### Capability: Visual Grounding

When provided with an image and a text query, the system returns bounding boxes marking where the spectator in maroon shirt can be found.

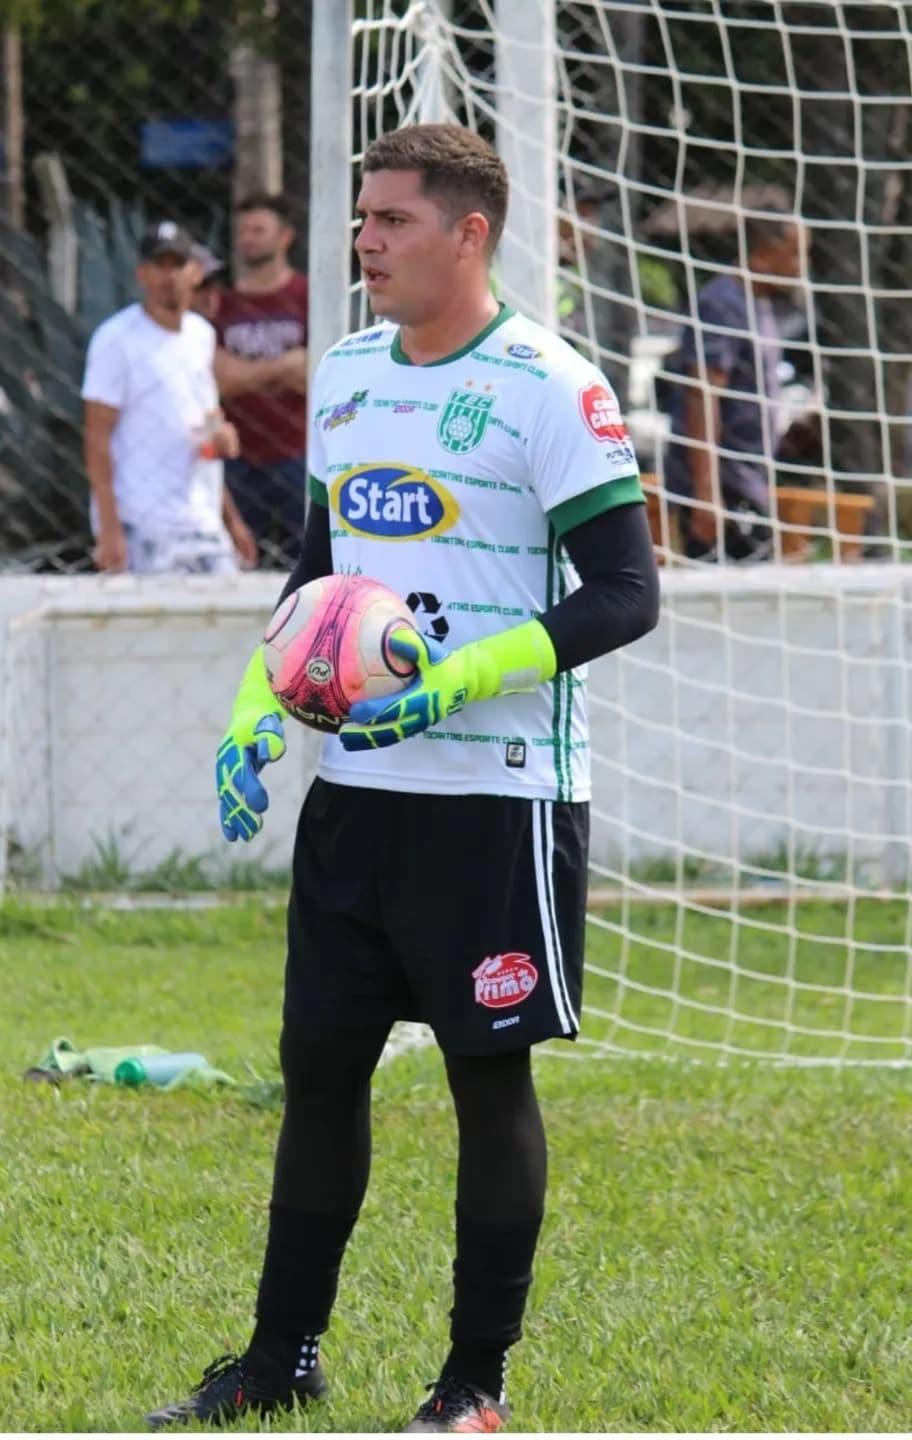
[214,192,310,567]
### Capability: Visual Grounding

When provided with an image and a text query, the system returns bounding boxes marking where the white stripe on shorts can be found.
[532,800,577,1034]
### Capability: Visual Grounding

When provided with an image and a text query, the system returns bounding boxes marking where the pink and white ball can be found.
[262,574,418,732]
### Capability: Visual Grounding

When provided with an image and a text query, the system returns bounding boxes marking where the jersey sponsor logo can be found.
[339,329,384,347]
[473,952,539,1009]
[323,389,369,430]
[331,464,460,541]
[578,381,630,443]
[505,342,541,360]
[437,388,494,455]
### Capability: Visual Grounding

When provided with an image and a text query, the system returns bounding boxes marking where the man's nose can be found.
[356,218,380,253]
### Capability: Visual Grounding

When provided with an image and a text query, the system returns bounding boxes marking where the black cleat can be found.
[402,1376,509,1433]
[145,1351,327,1429]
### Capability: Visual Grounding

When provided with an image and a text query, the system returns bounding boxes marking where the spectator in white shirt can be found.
[81,221,256,574]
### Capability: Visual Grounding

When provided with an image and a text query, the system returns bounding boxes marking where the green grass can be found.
[1,900,911,1432]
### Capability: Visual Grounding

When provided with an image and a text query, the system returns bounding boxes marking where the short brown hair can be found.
[235,191,294,224]
[362,123,508,256]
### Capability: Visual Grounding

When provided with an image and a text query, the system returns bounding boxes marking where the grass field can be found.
[1,898,911,1432]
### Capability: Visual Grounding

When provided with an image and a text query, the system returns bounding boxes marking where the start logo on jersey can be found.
[578,381,630,443]
[473,952,539,1008]
[331,463,460,541]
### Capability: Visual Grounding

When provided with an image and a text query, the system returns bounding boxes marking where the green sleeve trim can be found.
[548,474,644,538]
[308,473,328,507]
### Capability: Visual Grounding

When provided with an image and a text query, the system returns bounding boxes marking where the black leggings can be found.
[256,1021,547,1342]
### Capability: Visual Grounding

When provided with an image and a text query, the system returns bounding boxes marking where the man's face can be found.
[137,253,197,313]
[236,207,292,267]
[190,280,221,322]
[750,223,807,289]
[354,169,471,325]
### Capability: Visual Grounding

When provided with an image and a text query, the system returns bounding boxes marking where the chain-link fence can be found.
[3,2,912,572]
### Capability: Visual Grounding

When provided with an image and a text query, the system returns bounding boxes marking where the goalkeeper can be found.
[148,124,659,1434]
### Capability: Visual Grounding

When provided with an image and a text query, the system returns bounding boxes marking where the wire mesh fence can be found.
[2,2,912,1062]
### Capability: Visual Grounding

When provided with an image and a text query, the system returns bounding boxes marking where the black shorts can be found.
[284,778,589,1055]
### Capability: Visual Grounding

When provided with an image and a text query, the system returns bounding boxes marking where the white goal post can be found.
[300,0,912,1066]
[2,1,912,1070]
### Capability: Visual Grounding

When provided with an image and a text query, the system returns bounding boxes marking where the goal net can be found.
[307,0,912,1065]
[1,1,910,1069]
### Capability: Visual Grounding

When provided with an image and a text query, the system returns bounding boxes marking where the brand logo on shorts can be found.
[437,388,494,454]
[473,953,538,1009]
[331,464,460,541]
[578,381,630,444]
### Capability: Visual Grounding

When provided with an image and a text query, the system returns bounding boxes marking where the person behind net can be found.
[214,191,310,568]
[82,222,256,575]
[663,209,806,562]
[146,124,660,1434]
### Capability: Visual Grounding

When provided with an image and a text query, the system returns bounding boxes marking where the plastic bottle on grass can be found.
[114,1053,207,1087]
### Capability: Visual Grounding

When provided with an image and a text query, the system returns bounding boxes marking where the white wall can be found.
[1,566,909,888]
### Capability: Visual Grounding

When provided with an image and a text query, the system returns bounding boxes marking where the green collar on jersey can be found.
[390,303,516,367]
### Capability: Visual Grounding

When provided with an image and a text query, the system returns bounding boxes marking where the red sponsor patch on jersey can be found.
[472,953,539,1009]
[579,381,629,443]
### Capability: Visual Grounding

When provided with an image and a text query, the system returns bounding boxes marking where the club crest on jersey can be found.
[473,953,539,1009]
[437,388,494,455]
[331,463,460,541]
[578,381,629,443]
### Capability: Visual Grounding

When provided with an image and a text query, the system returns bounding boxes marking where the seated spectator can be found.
[664,211,806,561]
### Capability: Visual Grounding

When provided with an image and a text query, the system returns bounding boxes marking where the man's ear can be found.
[457,210,491,259]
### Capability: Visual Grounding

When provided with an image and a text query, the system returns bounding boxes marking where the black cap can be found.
[139,221,194,262]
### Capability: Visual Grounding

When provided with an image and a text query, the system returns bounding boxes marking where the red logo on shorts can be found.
[473,953,539,1009]
[579,381,629,443]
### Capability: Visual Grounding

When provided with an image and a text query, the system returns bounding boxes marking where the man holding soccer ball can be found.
[148,125,659,1432]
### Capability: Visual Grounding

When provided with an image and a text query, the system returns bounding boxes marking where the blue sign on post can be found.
[140,119,234,169]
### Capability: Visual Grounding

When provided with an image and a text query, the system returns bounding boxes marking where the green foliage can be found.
[1,900,911,1430]
[637,254,680,312]
[57,834,290,895]
[1,0,206,34]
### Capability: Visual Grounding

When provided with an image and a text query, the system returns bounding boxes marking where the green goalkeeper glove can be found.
[216,647,287,841]
[338,619,557,751]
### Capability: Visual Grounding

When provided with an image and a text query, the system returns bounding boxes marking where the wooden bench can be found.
[641,475,876,563]
[641,475,678,562]
[774,486,876,562]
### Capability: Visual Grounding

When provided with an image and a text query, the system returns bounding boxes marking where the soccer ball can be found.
[262,574,418,732]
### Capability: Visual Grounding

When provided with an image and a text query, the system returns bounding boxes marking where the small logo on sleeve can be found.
[579,381,630,443]
[473,953,539,1009]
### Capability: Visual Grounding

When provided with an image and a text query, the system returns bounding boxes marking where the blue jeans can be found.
[225,454,308,567]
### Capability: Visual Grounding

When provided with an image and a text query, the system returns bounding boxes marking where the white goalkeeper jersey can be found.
[308,304,642,802]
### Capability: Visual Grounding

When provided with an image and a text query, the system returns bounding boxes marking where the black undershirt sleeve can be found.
[537,501,661,673]
[275,494,659,675]
[277,496,332,606]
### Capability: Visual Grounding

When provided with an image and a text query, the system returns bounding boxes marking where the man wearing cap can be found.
[81,221,256,574]
[189,243,227,325]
